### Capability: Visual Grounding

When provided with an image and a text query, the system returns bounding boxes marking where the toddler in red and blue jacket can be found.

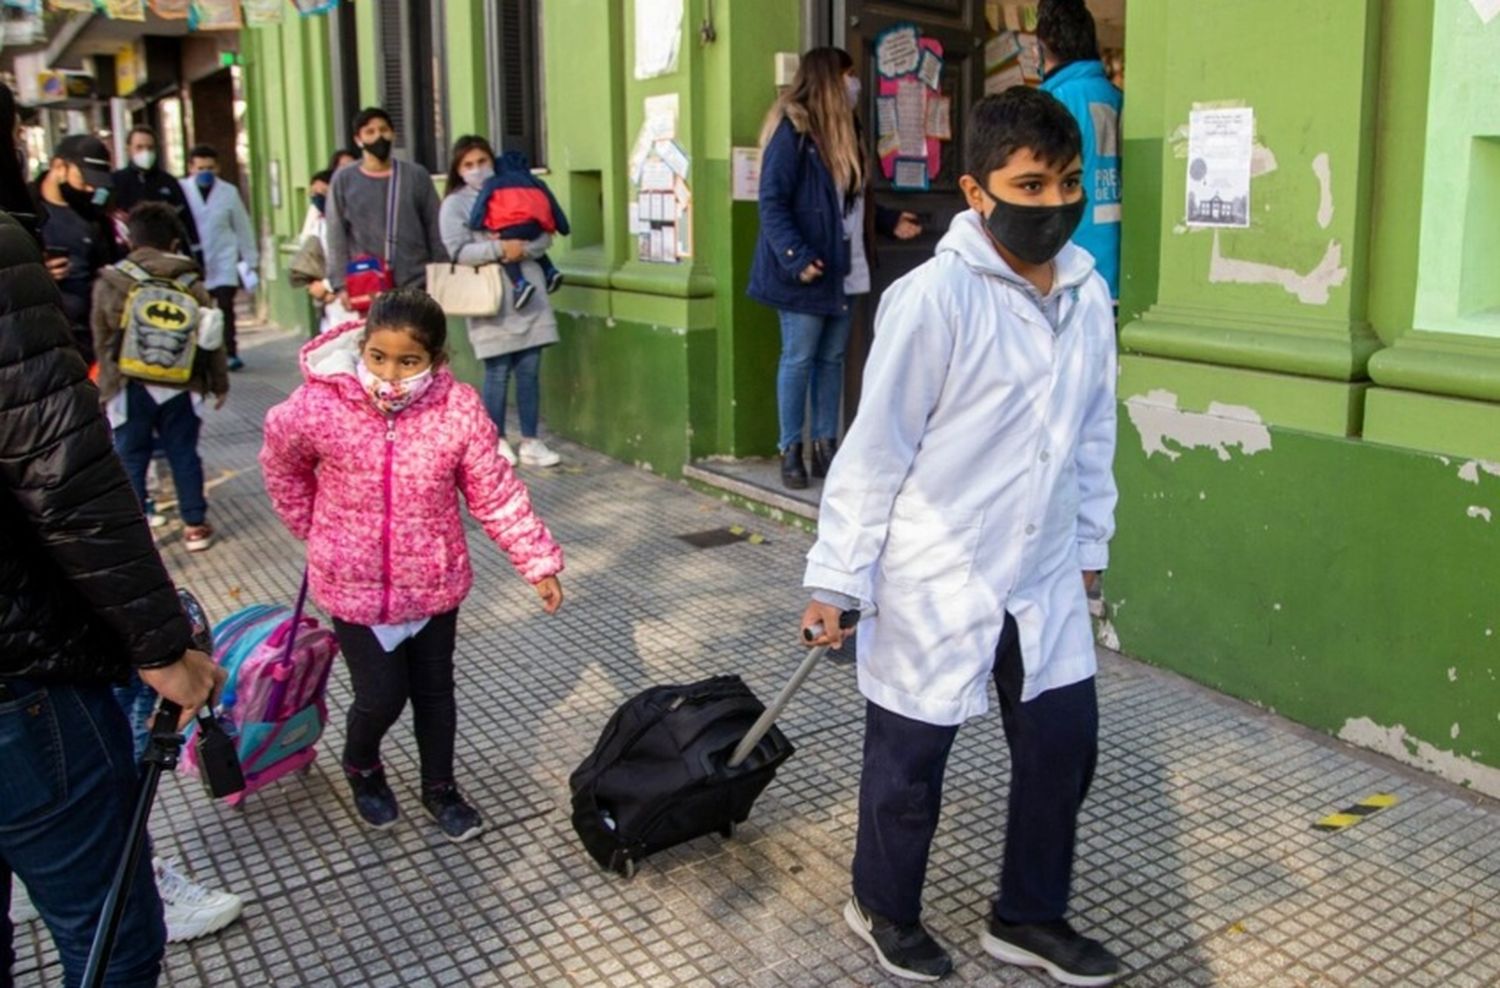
[467,151,569,310]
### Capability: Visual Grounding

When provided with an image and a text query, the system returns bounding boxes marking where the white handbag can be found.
[426,261,503,316]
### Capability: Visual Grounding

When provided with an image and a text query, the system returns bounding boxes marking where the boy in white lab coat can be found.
[801,88,1120,985]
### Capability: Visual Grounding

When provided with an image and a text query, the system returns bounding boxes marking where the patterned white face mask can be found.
[356,361,434,415]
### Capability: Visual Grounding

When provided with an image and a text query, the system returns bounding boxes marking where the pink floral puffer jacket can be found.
[260,322,563,625]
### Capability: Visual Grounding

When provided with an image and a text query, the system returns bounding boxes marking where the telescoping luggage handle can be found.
[726,608,863,769]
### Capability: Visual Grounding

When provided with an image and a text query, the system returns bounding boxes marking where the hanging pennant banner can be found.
[102,0,145,19]
[241,0,281,24]
[48,0,97,12]
[192,0,241,29]
[292,0,338,13]
[150,0,191,17]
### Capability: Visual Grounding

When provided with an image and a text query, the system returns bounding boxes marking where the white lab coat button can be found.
[1025,524,1037,535]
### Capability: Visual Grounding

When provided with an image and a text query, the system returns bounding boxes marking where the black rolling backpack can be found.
[569,611,859,878]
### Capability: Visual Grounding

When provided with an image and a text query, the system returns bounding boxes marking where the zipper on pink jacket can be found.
[380,416,395,623]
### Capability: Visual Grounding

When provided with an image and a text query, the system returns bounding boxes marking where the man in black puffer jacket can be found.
[0,210,225,988]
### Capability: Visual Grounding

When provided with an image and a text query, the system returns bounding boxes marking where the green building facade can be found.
[237,0,1498,794]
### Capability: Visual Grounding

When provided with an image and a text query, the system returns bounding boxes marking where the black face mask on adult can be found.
[60,182,107,217]
[979,186,1087,266]
[362,137,393,163]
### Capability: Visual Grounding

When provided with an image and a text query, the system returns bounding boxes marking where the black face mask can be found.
[60,182,104,216]
[362,137,393,162]
[310,192,327,215]
[980,187,1086,266]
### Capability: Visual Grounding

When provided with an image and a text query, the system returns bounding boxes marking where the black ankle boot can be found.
[781,442,808,490]
[810,438,838,479]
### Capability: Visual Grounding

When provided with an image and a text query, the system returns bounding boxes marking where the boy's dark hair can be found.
[964,88,1083,180]
[327,147,358,172]
[127,202,189,252]
[365,289,448,359]
[188,144,218,162]
[127,125,157,144]
[352,107,394,136]
[310,169,334,186]
[1036,0,1100,67]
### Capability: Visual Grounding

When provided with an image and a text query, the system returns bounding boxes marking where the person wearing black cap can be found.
[35,133,121,363]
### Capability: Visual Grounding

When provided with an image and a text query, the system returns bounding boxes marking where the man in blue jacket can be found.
[1038,0,1123,300]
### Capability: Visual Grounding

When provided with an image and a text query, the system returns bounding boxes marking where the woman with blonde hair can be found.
[748,47,920,489]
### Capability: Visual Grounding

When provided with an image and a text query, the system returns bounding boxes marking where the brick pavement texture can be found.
[11,326,1498,987]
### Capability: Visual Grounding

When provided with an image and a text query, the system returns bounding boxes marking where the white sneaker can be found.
[497,437,519,466]
[518,438,561,468]
[153,858,243,943]
[9,880,39,925]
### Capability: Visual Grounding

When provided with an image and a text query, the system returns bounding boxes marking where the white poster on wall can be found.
[731,147,762,201]
[634,0,684,80]
[1185,107,1253,229]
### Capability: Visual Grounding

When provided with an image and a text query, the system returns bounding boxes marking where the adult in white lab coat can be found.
[181,144,257,370]
[800,89,1121,986]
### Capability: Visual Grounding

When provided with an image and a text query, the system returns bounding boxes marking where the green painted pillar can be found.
[444,0,489,140]
[1119,0,1385,433]
[1364,0,1500,460]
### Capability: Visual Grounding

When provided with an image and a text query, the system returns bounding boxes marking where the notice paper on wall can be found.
[875,24,921,77]
[986,62,1025,93]
[1185,107,1254,228]
[892,157,930,191]
[917,49,943,90]
[895,79,928,158]
[926,96,953,141]
[1470,0,1500,23]
[634,0,684,80]
[731,147,761,201]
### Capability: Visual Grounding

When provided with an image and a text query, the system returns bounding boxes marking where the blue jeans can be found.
[112,673,157,764]
[113,384,207,526]
[482,348,543,440]
[776,309,851,451]
[0,680,165,987]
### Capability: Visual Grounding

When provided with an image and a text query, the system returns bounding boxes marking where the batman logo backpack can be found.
[115,259,202,386]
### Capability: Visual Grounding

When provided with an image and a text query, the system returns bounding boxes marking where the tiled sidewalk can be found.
[11,326,1498,987]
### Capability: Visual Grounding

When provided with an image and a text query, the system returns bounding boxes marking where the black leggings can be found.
[333,610,459,785]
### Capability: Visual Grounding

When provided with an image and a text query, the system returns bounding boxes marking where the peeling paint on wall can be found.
[1312,153,1334,229]
[1208,231,1348,305]
[1124,389,1273,462]
[1458,459,1500,484]
[1468,506,1494,522]
[1338,717,1500,798]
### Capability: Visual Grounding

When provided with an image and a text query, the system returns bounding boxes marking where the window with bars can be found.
[486,0,545,167]
[375,0,449,173]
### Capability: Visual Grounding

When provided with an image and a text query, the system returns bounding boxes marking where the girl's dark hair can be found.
[965,87,1082,180]
[364,289,448,360]
[444,134,495,197]
[327,147,358,172]
[1036,0,1100,67]
[310,169,334,186]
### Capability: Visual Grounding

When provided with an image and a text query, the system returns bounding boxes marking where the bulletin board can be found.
[872,23,950,191]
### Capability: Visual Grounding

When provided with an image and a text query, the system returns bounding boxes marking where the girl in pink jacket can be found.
[261,289,564,841]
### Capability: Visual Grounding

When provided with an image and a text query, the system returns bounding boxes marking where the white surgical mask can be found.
[131,150,157,171]
[462,165,494,190]
[845,75,862,108]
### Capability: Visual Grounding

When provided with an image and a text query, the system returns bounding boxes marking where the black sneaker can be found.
[345,766,399,831]
[513,279,536,310]
[844,898,953,982]
[980,915,1121,986]
[545,269,564,293]
[421,782,485,843]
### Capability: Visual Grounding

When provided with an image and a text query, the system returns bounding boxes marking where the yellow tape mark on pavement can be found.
[1313,793,1399,832]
